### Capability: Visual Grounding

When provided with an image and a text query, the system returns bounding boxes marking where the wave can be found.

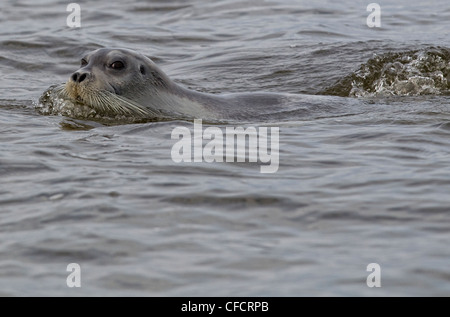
[321,47,450,97]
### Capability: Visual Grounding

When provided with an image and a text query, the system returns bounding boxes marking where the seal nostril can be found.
[71,73,79,82]
[79,73,87,83]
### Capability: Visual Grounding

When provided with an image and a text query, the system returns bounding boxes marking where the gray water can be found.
[1,0,450,296]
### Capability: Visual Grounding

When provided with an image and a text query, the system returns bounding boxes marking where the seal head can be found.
[39,48,285,122]
[64,48,170,117]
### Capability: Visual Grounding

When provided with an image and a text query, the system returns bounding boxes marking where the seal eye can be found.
[80,59,88,67]
[110,61,125,70]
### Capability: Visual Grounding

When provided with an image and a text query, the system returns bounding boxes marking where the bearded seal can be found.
[43,48,293,122]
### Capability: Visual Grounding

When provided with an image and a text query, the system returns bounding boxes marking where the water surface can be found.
[1,0,450,296]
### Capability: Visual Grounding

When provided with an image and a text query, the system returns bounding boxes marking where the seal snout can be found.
[71,70,91,83]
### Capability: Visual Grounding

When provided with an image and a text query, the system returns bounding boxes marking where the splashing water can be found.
[35,84,161,124]
[322,47,450,97]
[36,84,97,118]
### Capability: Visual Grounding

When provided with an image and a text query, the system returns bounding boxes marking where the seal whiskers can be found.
[44,83,160,119]
[85,90,157,117]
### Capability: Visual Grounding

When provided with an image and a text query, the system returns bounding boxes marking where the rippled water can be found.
[1,0,450,296]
